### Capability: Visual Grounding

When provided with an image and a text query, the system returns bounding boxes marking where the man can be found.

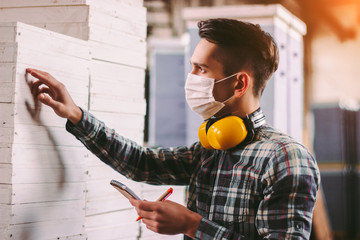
[27,18,320,239]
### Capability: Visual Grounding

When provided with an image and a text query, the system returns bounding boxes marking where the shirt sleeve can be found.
[65,108,201,185]
[256,142,320,239]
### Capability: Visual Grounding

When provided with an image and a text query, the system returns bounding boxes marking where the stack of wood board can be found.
[0,1,145,239]
[0,1,186,239]
[0,22,90,240]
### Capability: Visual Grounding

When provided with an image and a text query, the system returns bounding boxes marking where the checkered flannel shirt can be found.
[66,108,320,240]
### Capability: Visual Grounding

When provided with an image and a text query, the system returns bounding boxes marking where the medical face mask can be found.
[185,72,238,120]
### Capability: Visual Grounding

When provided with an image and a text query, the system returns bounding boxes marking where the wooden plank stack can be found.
[0,1,186,239]
[0,22,90,240]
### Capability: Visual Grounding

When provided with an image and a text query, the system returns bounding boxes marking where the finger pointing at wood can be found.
[26,68,60,88]
[26,68,83,125]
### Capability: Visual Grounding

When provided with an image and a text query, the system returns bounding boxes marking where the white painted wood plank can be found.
[1,107,143,145]
[10,144,88,168]
[90,80,144,100]
[87,0,145,9]
[0,127,13,145]
[0,123,82,147]
[86,0,146,22]
[0,2,147,238]
[0,104,14,128]
[0,204,11,225]
[1,103,70,129]
[0,43,17,63]
[31,22,90,40]
[85,222,139,240]
[0,6,90,24]
[9,125,83,146]
[86,164,124,181]
[0,163,12,184]
[0,143,12,164]
[11,166,86,184]
[0,25,16,42]
[0,83,15,103]
[8,218,84,240]
[0,23,91,59]
[0,0,144,9]
[90,42,146,68]
[89,25,146,54]
[14,29,90,61]
[141,230,182,240]
[50,234,86,240]
[0,0,87,8]
[0,62,89,90]
[0,226,10,240]
[90,73,144,89]
[89,8,146,38]
[86,195,133,216]
[15,48,90,79]
[90,60,145,85]
[86,208,137,228]
[10,200,85,225]
[0,184,11,204]
[89,111,145,131]
[0,63,16,83]
[12,182,85,204]
[90,95,146,115]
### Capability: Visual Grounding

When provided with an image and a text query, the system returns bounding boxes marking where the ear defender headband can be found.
[198,109,266,150]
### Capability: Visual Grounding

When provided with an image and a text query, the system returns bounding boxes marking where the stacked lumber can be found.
[0,1,185,239]
[0,22,90,240]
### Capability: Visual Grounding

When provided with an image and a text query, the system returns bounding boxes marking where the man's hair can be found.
[198,18,279,97]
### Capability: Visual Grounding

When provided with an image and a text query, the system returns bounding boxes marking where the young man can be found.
[27,18,320,239]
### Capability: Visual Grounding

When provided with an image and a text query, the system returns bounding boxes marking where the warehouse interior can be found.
[0,0,359,239]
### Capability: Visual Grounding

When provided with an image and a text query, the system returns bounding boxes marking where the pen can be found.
[136,187,173,221]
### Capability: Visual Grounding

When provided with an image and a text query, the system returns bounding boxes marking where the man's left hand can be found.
[129,199,202,238]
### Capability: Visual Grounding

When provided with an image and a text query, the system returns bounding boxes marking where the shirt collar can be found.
[245,107,266,129]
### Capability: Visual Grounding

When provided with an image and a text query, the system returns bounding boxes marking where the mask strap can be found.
[215,72,239,84]
[221,94,234,104]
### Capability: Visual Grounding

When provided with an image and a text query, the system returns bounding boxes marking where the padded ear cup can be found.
[198,121,212,149]
[198,116,248,150]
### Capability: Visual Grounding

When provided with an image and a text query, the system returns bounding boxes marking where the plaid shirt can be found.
[66,108,320,240]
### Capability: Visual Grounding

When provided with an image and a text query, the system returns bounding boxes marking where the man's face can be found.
[190,39,235,103]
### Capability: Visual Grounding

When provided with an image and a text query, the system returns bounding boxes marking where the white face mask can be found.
[185,72,238,120]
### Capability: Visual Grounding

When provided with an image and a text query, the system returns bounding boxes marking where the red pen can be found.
[136,187,173,221]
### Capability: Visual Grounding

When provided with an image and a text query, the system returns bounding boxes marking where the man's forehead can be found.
[191,39,220,66]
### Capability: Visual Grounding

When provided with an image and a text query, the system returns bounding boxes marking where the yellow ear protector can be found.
[198,115,255,150]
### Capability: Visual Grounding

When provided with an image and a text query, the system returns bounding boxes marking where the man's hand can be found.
[26,68,82,125]
[130,199,202,238]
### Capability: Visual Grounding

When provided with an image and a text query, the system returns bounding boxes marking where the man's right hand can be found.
[26,68,82,125]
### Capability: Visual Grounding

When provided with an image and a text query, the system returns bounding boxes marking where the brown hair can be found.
[198,18,279,97]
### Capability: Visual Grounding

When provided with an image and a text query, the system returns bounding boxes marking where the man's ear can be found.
[234,73,250,97]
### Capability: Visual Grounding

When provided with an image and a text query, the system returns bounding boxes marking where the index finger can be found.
[135,200,162,212]
[26,68,60,88]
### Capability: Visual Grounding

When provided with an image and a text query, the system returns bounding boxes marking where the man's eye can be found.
[199,67,205,73]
